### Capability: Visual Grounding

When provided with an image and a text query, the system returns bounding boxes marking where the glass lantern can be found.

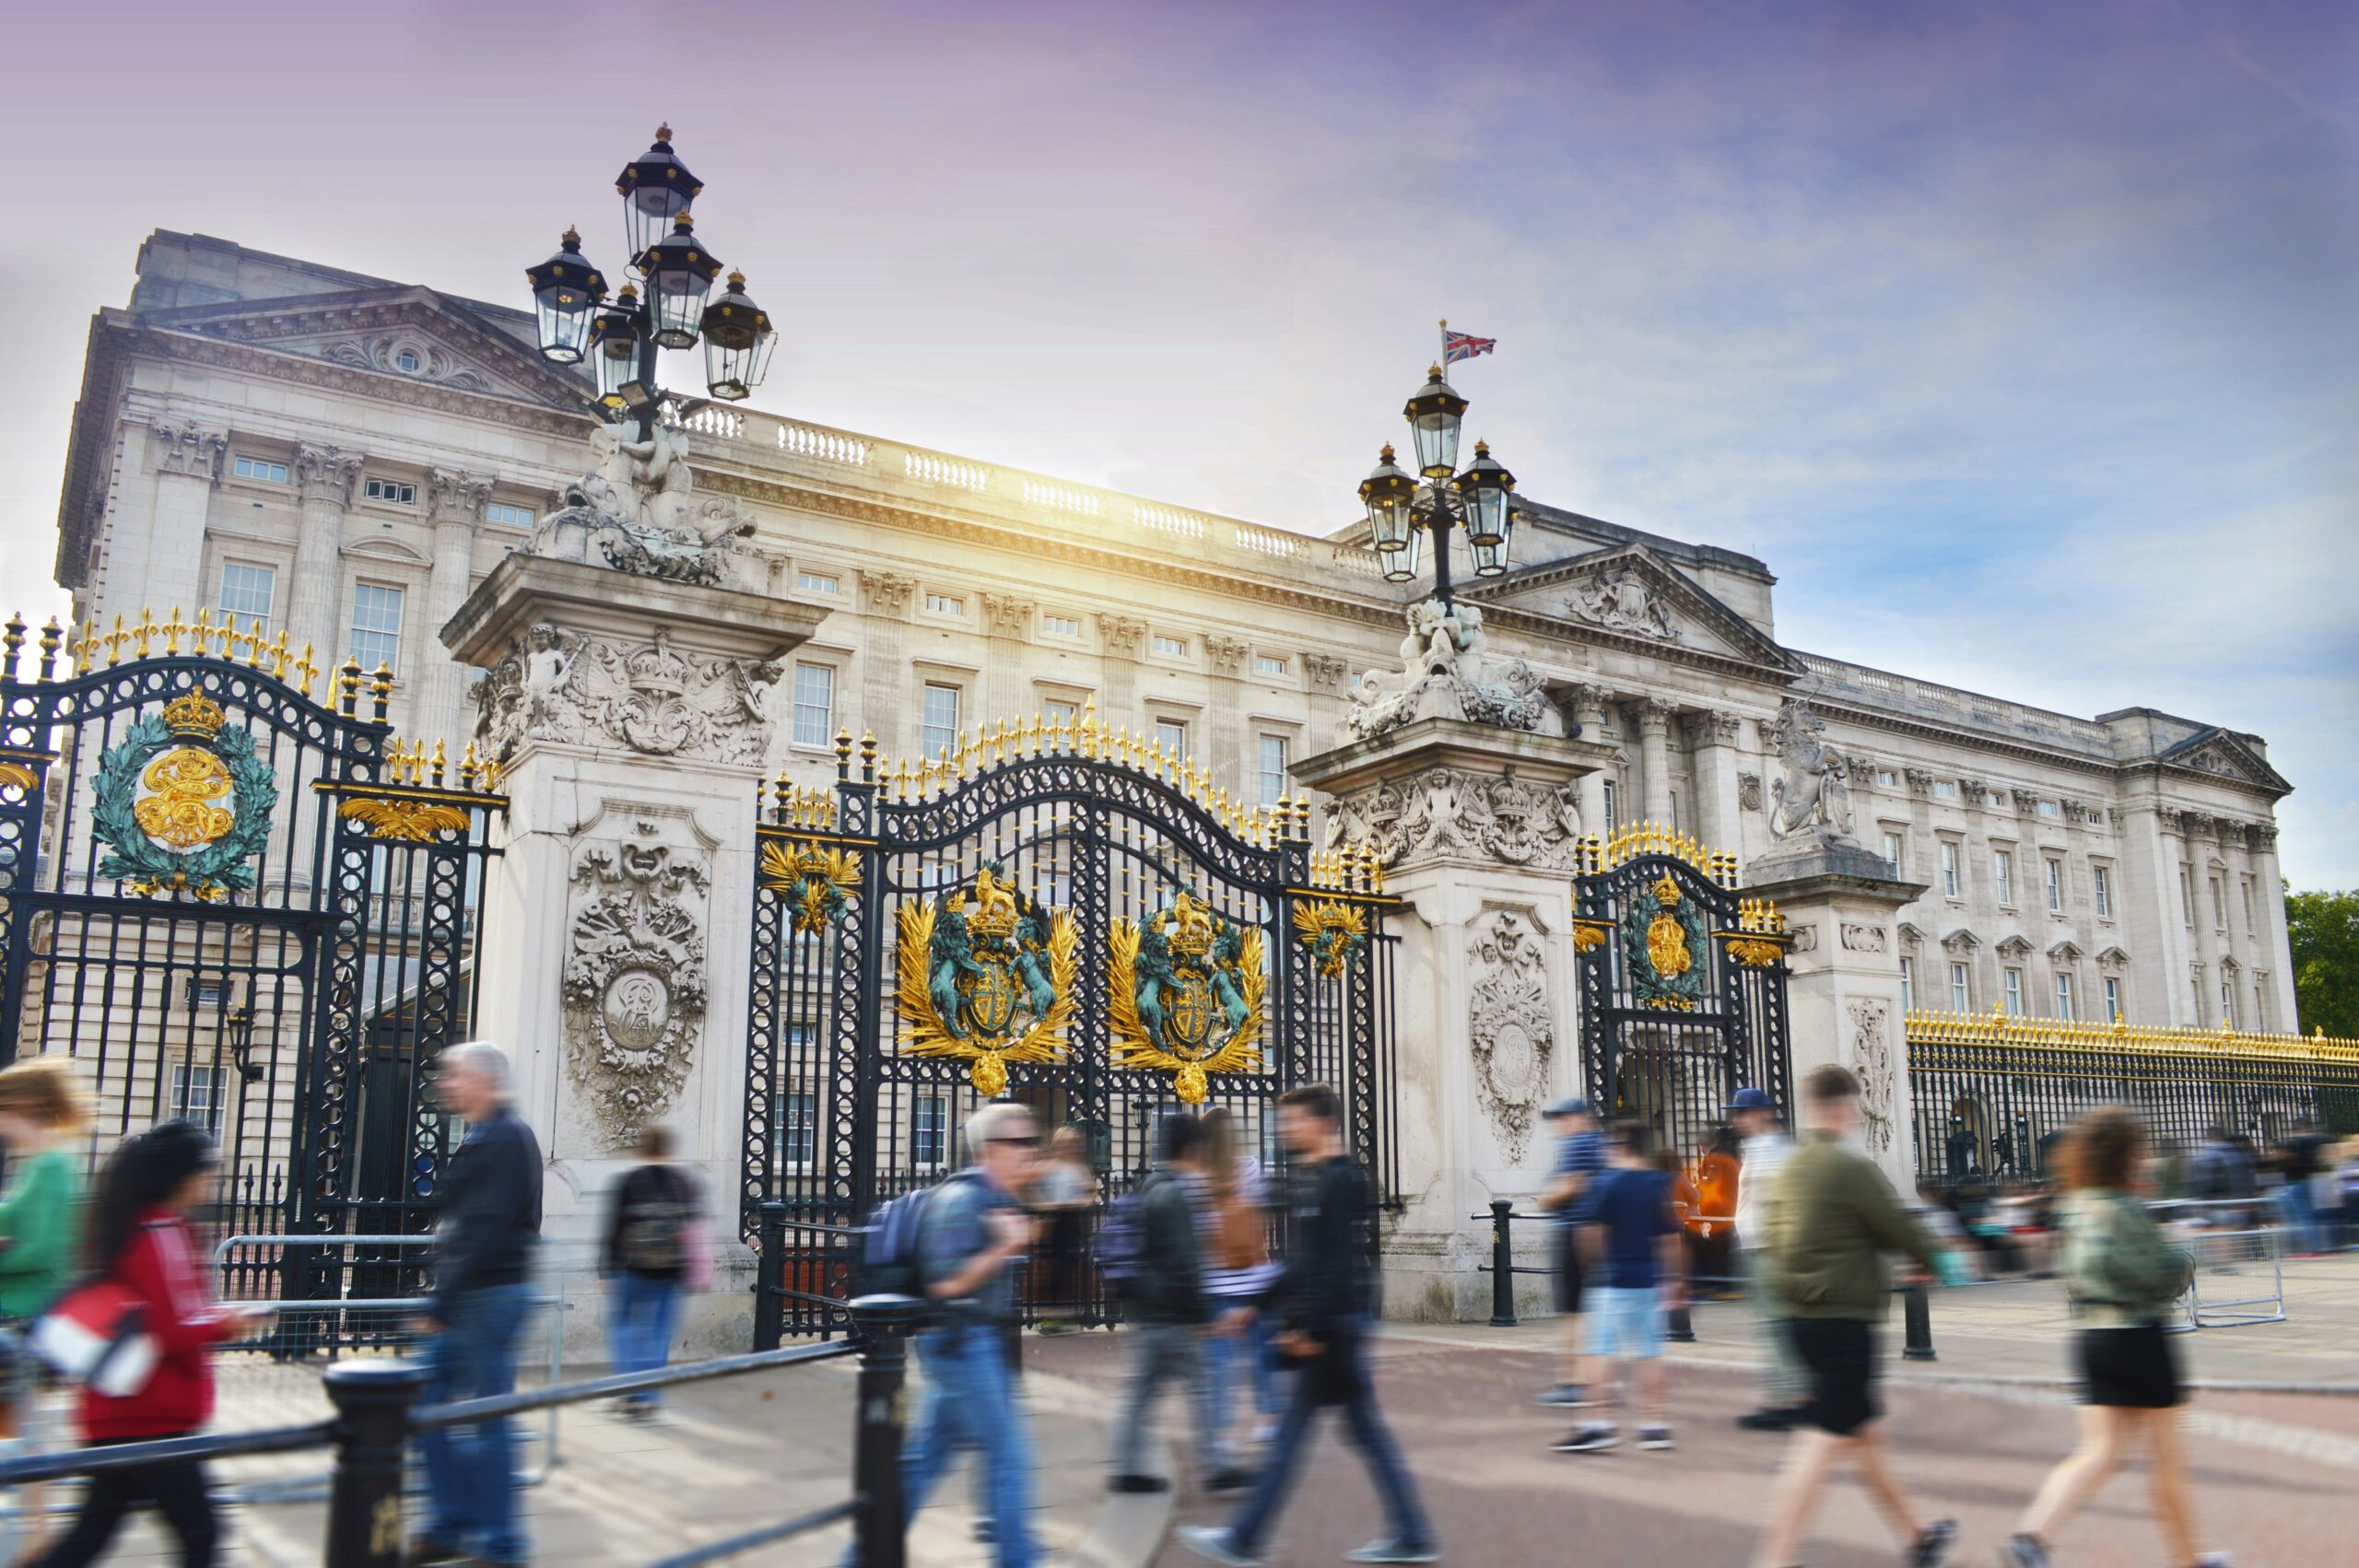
[524,228,605,366]
[1358,445,1418,554]
[589,287,642,409]
[700,271,776,401]
[1402,364,1468,478]
[640,213,722,350]
[1452,440,1515,547]
[615,123,704,263]
[1380,523,1424,584]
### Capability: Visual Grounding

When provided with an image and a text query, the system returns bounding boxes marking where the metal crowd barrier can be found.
[0,1293,927,1568]
[2151,1198,2287,1330]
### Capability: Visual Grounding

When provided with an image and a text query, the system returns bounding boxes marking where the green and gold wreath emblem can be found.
[91,692,278,902]
[1626,872,1709,1012]
[1290,897,1367,979]
[896,862,1077,1095]
[760,838,863,934]
[1110,890,1266,1105]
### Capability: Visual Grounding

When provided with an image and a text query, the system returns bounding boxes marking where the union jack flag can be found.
[1442,328,1496,366]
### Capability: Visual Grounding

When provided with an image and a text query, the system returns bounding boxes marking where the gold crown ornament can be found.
[1651,873,1683,906]
[161,690,228,742]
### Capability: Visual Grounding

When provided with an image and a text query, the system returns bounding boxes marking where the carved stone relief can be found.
[1098,614,1146,658]
[1304,653,1348,693]
[980,593,1034,639]
[1323,766,1585,871]
[1848,999,1895,1154]
[564,814,712,1147]
[861,570,915,615]
[1466,909,1555,1163]
[1765,697,1855,844]
[425,467,495,525]
[1566,568,1676,640]
[1790,924,1820,954]
[475,621,780,766]
[323,334,499,392]
[522,422,754,587]
[1737,773,1763,813]
[293,442,366,508]
[1206,635,1250,677]
[150,417,229,486]
[1840,923,1888,954]
[1342,601,1557,743]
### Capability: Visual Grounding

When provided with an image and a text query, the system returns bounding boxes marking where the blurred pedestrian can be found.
[1031,1125,1097,1332]
[891,1100,1043,1567]
[411,1042,543,1568]
[2271,1121,2328,1256]
[1555,1121,1682,1454]
[1533,1097,1604,1407]
[1110,1113,1247,1493]
[2001,1106,2228,1568]
[1728,1085,1804,1431]
[30,1120,270,1568]
[1196,1106,1282,1452]
[1751,1065,1954,1568]
[601,1123,703,1419]
[1176,1082,1438,1566]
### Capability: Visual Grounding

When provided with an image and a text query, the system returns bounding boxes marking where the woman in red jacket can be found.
[34,1120,269,1568]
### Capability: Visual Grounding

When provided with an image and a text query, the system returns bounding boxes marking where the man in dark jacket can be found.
[413,1042,544,1568]
[1178,1083,1438,1566]
[1109,1112,1243,1492]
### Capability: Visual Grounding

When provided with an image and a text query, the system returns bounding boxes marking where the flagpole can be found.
[1438,317,1449,367]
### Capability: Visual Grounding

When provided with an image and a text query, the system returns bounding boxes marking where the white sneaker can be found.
[1637,1424,1673,1451]
[1176,1524,1265,1567]
[1345,1541,1442,1563]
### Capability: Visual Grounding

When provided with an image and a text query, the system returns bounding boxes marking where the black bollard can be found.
[1488,1199,1518,1328]
[1666,1299,1696,1343]
[1902,1279,1936,1362]
[323,1358,428,1568]
[851,1293,923,1568]
[754,1199,788,1352]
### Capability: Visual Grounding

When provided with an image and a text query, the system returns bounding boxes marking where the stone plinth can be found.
[442,554,829,1314]
[1297,718,1615,1321]
[1745,838,1929,1189]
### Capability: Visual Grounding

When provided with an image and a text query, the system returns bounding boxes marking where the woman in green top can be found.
[0,1057,91,1322]
[2003,1106,2227,1568]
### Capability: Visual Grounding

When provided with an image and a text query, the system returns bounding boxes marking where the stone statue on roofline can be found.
[1764,696,1856,845]
[1340,599,1561,743]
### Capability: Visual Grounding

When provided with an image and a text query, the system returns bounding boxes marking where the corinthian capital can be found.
[1205,635,1250,677]
[1637,696,1676,731]
[425,467,496,525]
[859,570,915,615]
[293,443,366,508]
[1098,614,1147,658]
[980,593,1034,639]
[149,417,229,486]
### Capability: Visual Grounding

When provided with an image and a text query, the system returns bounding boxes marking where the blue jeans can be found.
[418,1282,534,1563]
[901,1324,1038,1568]
[1224,1318,1433,1556]
[1203,1308,1282,1428]
[2278,1181,2324,1254]
[607,1273,685,1403]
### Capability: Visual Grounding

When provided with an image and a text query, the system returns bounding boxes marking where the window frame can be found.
[217,560,276,636]
[2003,967,2024,1016]
[170,1062,229,1137]
[2104,976,2122,1024]
[1940,839,1961,899]
[347,580,406,674]
[360,477,417,506]
[1254,653,1289,678]
[2092,863,2113,920]
[1151,633,1190,660]
[231,455,288,485]
[1040,612,1083,638]
[2045,857,2064,913]
[1882,831,1905,879]
[921,682,963,760]
[2055,972,2075,1022]
[910,1093,950,1172]
[483,501,535,528]
[1949,961,1970,1012]
[1899,956,1915,1013]
[796,569,840,597]
[1154,718,1189,759]
[791,661,837,750]
[1257,733,1289,810]
[922,591,966,618]
[1992,848,2013,907]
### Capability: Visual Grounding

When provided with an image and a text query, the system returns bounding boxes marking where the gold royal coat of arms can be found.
[1110,890,1266,1104]
[896,862,1078,1095]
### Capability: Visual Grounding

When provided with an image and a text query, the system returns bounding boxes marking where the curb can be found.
[1020,1357,1176,1568]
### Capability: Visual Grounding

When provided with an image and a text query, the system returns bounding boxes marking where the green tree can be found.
[2285,887,2359,1039]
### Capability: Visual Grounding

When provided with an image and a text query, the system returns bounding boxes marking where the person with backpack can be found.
[1177,1082,1439,1566]
[2001,1106,2229,1568]
[1108,1112,1246,1494]
[1554,1122,1683,1455]
[29,1119,269,1568]
[602,1123,705,1419]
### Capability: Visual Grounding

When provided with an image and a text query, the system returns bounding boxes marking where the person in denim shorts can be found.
[1554,1121,1682,1454]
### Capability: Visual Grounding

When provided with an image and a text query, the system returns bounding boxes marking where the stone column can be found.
[1098,614,1144,732]
[1566,684,1613,837]
[419,468,494,741]
[290,443,366,680]
[857,570,913,756]
[980,592,1034,724]
[1747,837,1930,1188]
[1303,654,1350,754]
[443,553,828,1341]
[2249,825,2295,1030]
[1694,708,1744,853]
[133,416,229,618]
[1636,697,1675,825]
[2182,812,2223,1026]
[1205,635,1250,800]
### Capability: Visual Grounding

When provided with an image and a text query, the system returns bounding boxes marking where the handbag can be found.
[1215,1196,1266,1273]
[29,1280,158,1398]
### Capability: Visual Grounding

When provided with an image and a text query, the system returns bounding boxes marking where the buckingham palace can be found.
[21,224,2353,1315]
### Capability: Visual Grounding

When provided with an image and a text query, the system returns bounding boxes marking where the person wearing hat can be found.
[1728,1085,1806,1432]
[1533,1097,1604,1407]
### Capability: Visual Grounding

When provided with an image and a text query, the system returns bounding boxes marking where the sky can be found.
[0,0,2352,883]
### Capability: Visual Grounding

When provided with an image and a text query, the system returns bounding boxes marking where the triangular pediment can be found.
[1941,927,1980,954]
[1896,921,1926,946]
[1995,934,2033,960]
[2095,944,2130,969]
[2155,726,2292,796]
[140,287,588,410]
[2048,940,2084,964]
[1473,544,1802,672]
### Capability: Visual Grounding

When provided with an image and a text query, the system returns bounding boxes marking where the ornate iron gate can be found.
[1573,825,1792,1163]
[741,710,1397,1334]
[0,613,504,1296]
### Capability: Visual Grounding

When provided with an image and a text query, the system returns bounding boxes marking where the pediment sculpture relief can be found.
[1567,567,1676,641]
[524,420,755,587]
[475,620,780,766]
[1343,600,1560,743]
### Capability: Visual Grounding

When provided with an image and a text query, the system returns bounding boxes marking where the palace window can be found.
[170,1063,227,1137]
[2253,978,2268,1030]
[1933,779,1957,799]
[1899,957,1915,1013]
[1877,769,1899,789]
[2221,978,2237,1028]
[1152,634,1189,659]
[1154,719,1188,758]
[2240,878,2254,932]
[485,502,535,528]
[232,455,287,484]
[1883,832,1904,878]
[792,662,835,748]
[1949,962,1970,1012]
[348,582,405,673]
[2209,876,2225,931]
[797,570,839,596]
[394,348,422,373]
[2056,973,2076,1022]
[217,563,275,637]
[911,1094,948,1170]
[2093,865,2113,919]
[1602,780,1619,835]
[923,591,964,617]
[361,478,415,505]
[1993,849,2013,906]
[2104,977,2122,1024]
[1259,734,1288,810]
[2037,800,2060,818]
[921,683,961,759]
[1255,654,1289,677]
[778,1090,817,1168]
[2179,871,2193,925]
[2003,968,2024,1016]
[1043,698,1079,730]
[1042,613,1082,638]
[2046,858,2064,912]
[1940,841,1960,899]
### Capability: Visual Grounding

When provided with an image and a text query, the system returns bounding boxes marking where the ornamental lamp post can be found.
[1356,363,1518,603]
[523,124,778,434]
